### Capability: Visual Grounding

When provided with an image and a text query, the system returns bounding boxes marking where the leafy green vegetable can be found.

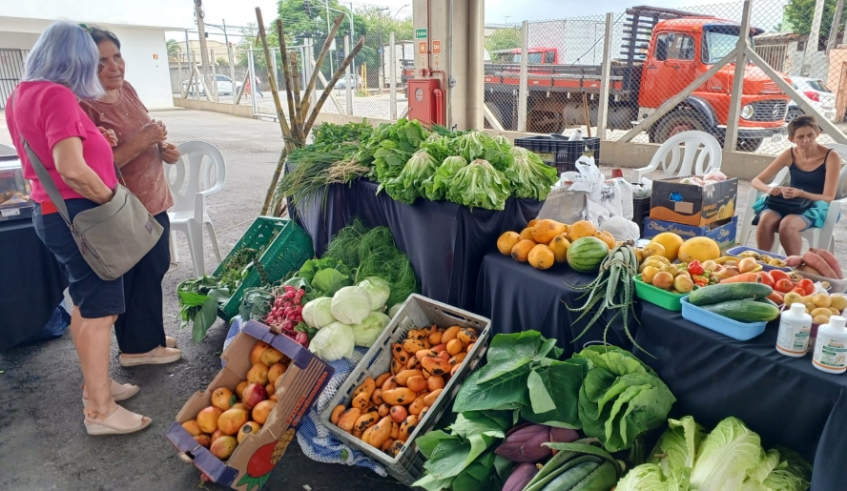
[616,464,693,491]
[358,119,430,182]
[351,311,390,347]
[308,321,355,361]
[177,276,232,343]
[311,268,351,296]
[422,156,467,202]
[690,417,769,491]
[382,149,439,204]
[451,131,514,172]
[652,416,705,474]
[574,346,675,452]
[298,257,351,283]
[357,276,391,311]
[238,287,275,322]
[507,147,559,201]
[446,159,512,211]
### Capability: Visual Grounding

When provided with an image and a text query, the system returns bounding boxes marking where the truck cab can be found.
[639,17,788,150]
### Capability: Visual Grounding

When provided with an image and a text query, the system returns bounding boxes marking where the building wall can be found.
[0,32,38,50]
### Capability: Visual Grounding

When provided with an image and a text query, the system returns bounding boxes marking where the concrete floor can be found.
[0,110,406,491]
[1,108,845,491]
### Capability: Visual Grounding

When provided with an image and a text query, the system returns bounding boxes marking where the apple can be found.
[249,342,270,366]
[196,406,223,434]
[210,435,237,460]
[237,421,261,444]
[241,383,268,409]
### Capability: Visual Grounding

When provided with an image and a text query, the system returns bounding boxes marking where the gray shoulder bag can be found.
[11,89,163,281]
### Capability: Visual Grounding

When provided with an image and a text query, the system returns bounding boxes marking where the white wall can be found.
[1,0,191,30]
[0,32,38,49]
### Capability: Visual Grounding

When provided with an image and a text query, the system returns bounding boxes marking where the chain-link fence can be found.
[484,0,847,156]
[169,19,407,123]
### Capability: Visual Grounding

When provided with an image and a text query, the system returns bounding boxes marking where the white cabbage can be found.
[330,286,372,325]
[308,322,355,362]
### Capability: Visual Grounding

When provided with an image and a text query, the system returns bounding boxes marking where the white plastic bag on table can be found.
[599,216,640,242]
[536,185,587,224]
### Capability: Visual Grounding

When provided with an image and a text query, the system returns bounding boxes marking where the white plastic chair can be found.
[165,141,226,275]
[0,143,15,155]
[631,131,723,182]
[737,143,847,253]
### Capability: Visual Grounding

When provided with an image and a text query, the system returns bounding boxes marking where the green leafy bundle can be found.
[422,156,467,202]
[419,133,456,165]
[297,257,353,301]
[574,346,676,453]
[616,416,811,491]
[323,219,418,306]
[383,150,439,204]
[507,146,559,201]
[446,159,512,211]
[357,119,430,182]
[177,277,231,343]
[451,131,514,172]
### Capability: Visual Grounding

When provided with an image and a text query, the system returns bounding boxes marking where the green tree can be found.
[784,0,847,45]
[166,39,181,61]
[485,27,521,61]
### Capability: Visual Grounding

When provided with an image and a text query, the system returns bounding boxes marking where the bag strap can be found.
[10,88,74,227]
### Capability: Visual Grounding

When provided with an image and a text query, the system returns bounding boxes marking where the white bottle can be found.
[813,316,847,374]
[776,303,812,357]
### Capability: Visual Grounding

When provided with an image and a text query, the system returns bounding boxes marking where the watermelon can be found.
[567,236,609,273]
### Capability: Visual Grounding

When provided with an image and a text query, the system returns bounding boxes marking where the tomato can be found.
[775,278,795,293]
[770,270,791,283]
[758,272,774,288]
[790,287,806,296]
[798,278,816,296]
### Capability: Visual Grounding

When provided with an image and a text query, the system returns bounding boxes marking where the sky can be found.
[175,0,785,41]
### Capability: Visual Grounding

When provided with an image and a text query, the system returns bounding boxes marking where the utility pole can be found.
[829,0,845,51]
[223,19,238,100]
[194,0,215,101]
[802,0,826,75]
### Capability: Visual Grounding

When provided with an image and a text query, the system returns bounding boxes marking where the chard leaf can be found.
[528,369,557,414]
[479,331,544,383]
[453,364,532,413]
[417,430,455,459]
[521,361,584,428]
[411,474,454,491]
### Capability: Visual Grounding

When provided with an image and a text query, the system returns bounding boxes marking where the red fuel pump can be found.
[407,78,444,127]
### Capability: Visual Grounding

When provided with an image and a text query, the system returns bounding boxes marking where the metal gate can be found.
[0,49,28,110]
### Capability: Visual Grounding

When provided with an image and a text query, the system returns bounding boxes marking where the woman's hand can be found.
[161,143,181,164]
[97,126,118,147]
[781,187,805,199]
[769,186,783,196]
[141,120,167,146]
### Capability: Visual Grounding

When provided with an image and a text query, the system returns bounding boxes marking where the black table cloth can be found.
[475,252,633,356]
[290,179,543,310]
[0,219,67,351]
[636,302,844,490]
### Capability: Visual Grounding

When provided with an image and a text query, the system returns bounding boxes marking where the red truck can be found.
[484,6,789,151]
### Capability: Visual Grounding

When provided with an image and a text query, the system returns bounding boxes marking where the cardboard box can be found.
[166,321,333,491]
[643,216,738,251]
[649,177,738,226]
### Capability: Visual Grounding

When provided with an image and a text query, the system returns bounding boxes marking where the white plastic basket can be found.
[318,294,491,485]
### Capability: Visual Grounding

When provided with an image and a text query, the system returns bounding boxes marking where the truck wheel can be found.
[736,138,763,152]
[653,110,706,143]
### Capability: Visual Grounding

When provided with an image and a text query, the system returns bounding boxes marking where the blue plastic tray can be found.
[725,246,791,272]
[680,297,767,341]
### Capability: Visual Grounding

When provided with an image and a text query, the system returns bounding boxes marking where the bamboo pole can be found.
[255,8,291,140]
[276,19,301,139]
[298,15,345,118]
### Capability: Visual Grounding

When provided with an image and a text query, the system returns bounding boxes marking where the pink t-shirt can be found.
[5,81,117,204]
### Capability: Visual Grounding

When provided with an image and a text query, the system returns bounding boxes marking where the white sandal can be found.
[84,405,151,436]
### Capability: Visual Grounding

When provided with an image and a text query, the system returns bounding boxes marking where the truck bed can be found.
[483,62,642,100]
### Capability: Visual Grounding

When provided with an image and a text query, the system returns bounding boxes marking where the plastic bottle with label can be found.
[776,303,812,357]
[813,316,847,374]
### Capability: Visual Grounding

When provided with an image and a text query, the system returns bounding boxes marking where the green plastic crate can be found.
[634,274,696,312]
[214,217,314,320]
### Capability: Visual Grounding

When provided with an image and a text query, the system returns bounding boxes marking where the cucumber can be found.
[688,283,773,306]
[754,297,780,309]
[539,458,602,491]
[701,299,780,323]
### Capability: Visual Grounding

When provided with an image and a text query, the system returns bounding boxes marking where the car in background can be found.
[785,76,837,123]
[183,74,242,96]
[333,75,359,90]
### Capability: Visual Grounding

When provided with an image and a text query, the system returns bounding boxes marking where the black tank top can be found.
[789,148,830,196]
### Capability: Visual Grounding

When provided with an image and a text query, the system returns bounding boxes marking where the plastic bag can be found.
[599,216,640,242]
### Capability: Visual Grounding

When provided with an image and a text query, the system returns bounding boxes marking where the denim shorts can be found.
[756,207,813,230]
[32,199,125,319]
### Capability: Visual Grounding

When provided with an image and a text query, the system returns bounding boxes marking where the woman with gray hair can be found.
[5,21,151,435]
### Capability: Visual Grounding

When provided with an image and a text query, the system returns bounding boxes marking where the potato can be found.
[378,403,390,417]
[338,408,362,432]
[811,308,833,319]
[354,411,380,432]
[381,376,398,392]
[446,339,464,356]
[424,389,443,407]
[399,415,419,442]
[406,375,427,393]
[815,315,831,325]
[427,376,445,392]
[457,327,478,345]
[371,389,384,406]
[390,405,408,423]
[368,417,393,449]
[830,307,842,316]
[352,392,370,410]
[813,294,832,308]
[330,405,346,425]
[441,326,461,343]
[395,369,423,387]
[375,372,392,388]
[382,388,416,406]
[421,357,450,377]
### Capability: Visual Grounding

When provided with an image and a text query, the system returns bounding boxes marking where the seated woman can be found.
[750,115,841,256]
